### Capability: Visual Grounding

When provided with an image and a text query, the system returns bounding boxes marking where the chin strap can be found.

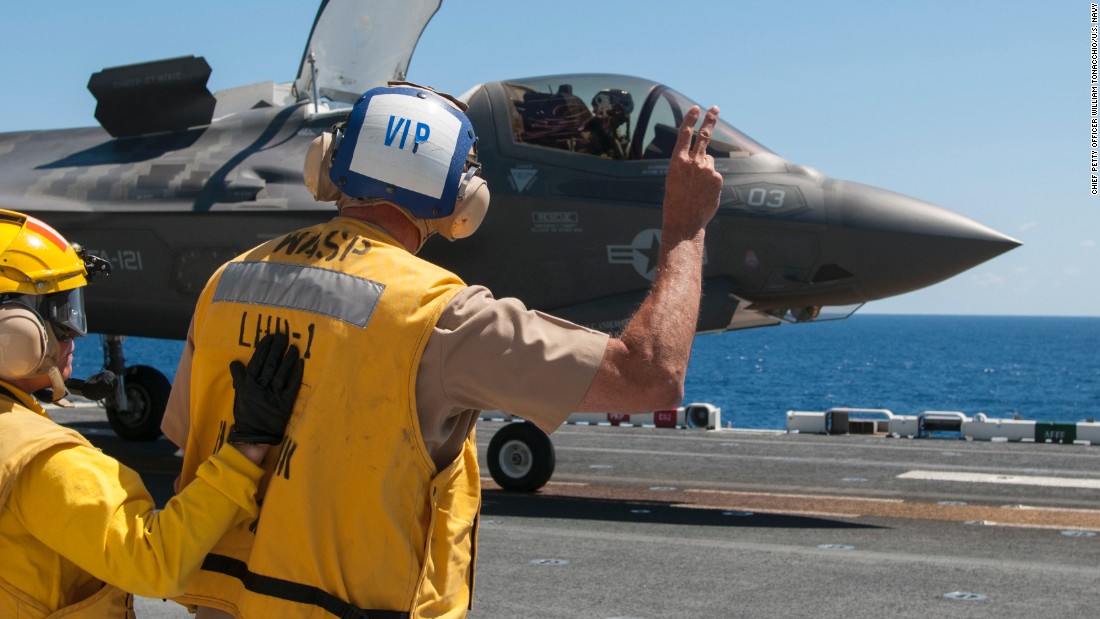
[30,363,74,407]
[45,366,72,405]
[37,322,72,405]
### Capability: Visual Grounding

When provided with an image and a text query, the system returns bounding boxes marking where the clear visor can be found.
[1,288,88,341]
[45,287,88,340]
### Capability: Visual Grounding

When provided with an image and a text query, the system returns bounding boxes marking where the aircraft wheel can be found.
[106,365,170,442]
[487,421,555,492]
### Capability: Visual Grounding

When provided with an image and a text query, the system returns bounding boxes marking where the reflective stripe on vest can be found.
[213,261,385,328]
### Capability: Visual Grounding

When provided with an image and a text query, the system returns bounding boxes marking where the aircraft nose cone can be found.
[828,181,1021,300]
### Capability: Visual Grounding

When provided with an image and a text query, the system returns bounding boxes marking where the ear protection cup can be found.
[444,176,490,240]
[303,133,342,202]
[0,304,48,379]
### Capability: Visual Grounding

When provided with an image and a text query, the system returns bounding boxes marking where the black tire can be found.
[487,421,555,492]
[105,365,171,442]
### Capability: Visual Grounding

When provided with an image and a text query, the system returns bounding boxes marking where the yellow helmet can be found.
[0,210,110,399]
[0,209,88,295]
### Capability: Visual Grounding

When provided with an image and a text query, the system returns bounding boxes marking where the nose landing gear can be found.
[101,335,171,441]
[486,421,555,492]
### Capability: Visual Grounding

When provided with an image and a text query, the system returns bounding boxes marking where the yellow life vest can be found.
[0,383,136,619]
[176,218,479,618]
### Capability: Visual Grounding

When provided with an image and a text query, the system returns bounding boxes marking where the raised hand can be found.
[662,105,724,236]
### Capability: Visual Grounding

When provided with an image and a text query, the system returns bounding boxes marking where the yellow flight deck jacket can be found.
[175,218,480,618]
[0,379,264,618]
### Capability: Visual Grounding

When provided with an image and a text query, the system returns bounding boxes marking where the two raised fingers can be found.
[673,105,721,161]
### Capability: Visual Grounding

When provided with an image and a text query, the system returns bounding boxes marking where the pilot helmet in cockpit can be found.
[591,88,634,123]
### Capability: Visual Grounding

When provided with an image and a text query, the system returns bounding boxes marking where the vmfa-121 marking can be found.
[0,0,1018,454]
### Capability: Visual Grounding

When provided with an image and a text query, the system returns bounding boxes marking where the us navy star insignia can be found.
[607,229,707,281]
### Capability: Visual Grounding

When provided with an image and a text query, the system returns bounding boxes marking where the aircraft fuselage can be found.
[0,75,1018,339]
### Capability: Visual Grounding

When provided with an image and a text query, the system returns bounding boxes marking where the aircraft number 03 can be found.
[746,187,786,209]
[733,183,806,215]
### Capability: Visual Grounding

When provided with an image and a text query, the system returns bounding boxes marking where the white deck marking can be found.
[899,470,1100,489]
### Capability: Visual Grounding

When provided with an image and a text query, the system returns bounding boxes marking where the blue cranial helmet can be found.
[328,84,479,220]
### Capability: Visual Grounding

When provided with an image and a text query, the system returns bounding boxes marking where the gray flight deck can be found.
[47,404,1100,619]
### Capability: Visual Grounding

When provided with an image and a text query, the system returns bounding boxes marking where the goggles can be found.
[0,287,88,341]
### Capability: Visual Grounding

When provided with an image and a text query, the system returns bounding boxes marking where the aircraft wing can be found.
[293,0,442,104]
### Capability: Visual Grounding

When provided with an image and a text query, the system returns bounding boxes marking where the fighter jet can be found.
[0,0,1018,474]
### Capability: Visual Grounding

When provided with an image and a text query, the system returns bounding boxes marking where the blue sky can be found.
[2,1,1094,316]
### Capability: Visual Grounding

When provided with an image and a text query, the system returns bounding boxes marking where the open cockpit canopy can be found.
[293,0,442,105]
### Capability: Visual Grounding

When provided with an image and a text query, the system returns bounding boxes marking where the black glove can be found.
[227,332,304,445]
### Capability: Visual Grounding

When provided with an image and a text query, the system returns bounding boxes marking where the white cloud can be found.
[1019,221,1040,232]
[1082,239,1096,248]
[971,271,1006,286]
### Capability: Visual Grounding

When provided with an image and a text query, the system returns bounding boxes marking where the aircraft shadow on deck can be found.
[481,490,883,530]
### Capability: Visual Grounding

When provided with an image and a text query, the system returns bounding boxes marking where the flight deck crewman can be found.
[0,210,303,618]
[161,82,723,618]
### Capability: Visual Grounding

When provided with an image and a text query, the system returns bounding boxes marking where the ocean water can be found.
[684,315,1100,428]
[72,315,1100,430]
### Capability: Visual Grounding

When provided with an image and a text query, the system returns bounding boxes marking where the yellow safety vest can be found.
[176,218,479,619]
[0,382,136,619]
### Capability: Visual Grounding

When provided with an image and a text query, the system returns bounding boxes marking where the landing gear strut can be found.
[102,335,171,441]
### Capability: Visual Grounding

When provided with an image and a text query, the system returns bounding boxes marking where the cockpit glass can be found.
[504,75,771,160]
